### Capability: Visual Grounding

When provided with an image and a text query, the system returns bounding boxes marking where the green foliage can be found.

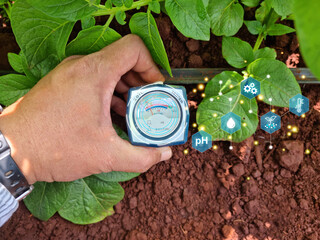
[247,59,301,107]
[208,0,244,36]
[293,0,320,81]
[24,125,138,224]
[0,74,32,105]
[222,37,254,68]
[197,71,259,142]
[165,0,210,41]
[129,11,172,76]
[1,0,305,224]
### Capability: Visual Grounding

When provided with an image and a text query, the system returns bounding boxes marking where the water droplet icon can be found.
[227,118,236,129]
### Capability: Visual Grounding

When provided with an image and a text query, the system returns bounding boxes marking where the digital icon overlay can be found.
[241,77,261,99]
[289,94,309,116]
[221,112,241,134]
[261,112,281,134]
[192,131,212,152]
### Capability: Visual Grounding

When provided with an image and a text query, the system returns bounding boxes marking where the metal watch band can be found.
[0,131,33,201]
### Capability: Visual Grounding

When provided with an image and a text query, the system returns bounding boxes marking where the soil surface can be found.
[1,11,319,240]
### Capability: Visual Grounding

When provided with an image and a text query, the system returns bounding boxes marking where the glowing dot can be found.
[305,149,311,155]
[192,88,197,93]
[271,109,276,113]
[229,146,233,150]
[301,75,306,80]
[240,100,244,104]
[244,60,248,63]
[249,109,253,114]
[213,145,218,150]
[229,84,234,89]
[246,176,251,181]
[269,145,273,150]
[198,84,205,91]
[291,126,299,133]
[242,122,247,127]
[267,74,271,79]
[219,80,223,84]
[287,125,292,129]
[204,77,209,82]
[219,92,223,96]
[192,123,197,128]
[201,93,206,98]
[258,94,264,101]
[199,126,205,131]
[213,113,218,118]
[228,98,232,102]
[282,148,286,152]
[301,114,306,118]
[210,98,214,102]
[281,51,284,55]
[268,98,272,102]
[217,97,220,100]
[183,149,189,155]
[254,140,259,146]
[287,132,292,137]
[228,135,232,140]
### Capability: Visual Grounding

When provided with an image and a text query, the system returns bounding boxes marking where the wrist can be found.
[0,101,38,185]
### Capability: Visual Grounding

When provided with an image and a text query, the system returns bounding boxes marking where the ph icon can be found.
[192,131,212,153]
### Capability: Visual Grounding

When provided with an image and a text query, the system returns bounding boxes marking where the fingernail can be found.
[160,147,172,161]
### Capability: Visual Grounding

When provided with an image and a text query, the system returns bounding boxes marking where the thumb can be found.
[109,137,172,173]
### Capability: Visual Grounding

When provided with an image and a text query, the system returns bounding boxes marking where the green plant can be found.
[197,0,301,142]
[293,0,320,81]
[0,0,304,224]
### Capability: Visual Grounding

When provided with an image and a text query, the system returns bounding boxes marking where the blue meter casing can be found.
[126,82,189,147]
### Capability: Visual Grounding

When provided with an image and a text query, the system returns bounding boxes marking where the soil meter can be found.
[126,82,189,147]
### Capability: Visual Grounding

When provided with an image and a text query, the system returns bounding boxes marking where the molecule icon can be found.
[241,77,261,99]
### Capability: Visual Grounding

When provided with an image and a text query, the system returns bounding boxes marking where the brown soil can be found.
[0,12,319,240]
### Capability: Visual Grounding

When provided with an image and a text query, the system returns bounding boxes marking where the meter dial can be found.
[133,91,182,139]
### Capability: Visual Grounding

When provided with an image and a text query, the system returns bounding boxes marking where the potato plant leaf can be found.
[115,10,127,25]
[129,12,172,76]
[58,177,124,224]
[165,0,210,41]
[0,74,32,106]
[241,0,260,7]
[244,20,263,35]
[222,37,254,68]
[208,0,244,36]
[112,0,133,8]
[81,15,96,30]
[267,23,295,36]
[66,26,121,56]
[293,0,320,81]
[254,47,277,60]
[148,1,161,14]
[11,0,75,80]
[26,0,99,21]
[7,53,24,74]
[197,71,259,142]
[95,172,140,182]
[270,0,293,18]
[23,182,70,221]
[247,59,301,107]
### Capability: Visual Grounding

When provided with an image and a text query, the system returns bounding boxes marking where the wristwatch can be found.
[0,131,33,201]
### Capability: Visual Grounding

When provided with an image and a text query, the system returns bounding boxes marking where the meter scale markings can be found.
[134,92,181,138]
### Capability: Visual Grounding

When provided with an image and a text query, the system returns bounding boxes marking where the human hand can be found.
[0,34,172,184]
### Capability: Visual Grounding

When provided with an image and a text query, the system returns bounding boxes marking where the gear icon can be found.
[249,83,255,88]
[251,88,258,95]
[244,85,251,93]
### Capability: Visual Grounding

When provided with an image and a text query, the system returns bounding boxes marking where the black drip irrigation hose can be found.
[0,68,318,84]
[161,68,319,85]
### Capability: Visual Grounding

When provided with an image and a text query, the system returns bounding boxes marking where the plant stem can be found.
[253,32,264,52]
[103,14,114,30]
[94,0,164,17]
